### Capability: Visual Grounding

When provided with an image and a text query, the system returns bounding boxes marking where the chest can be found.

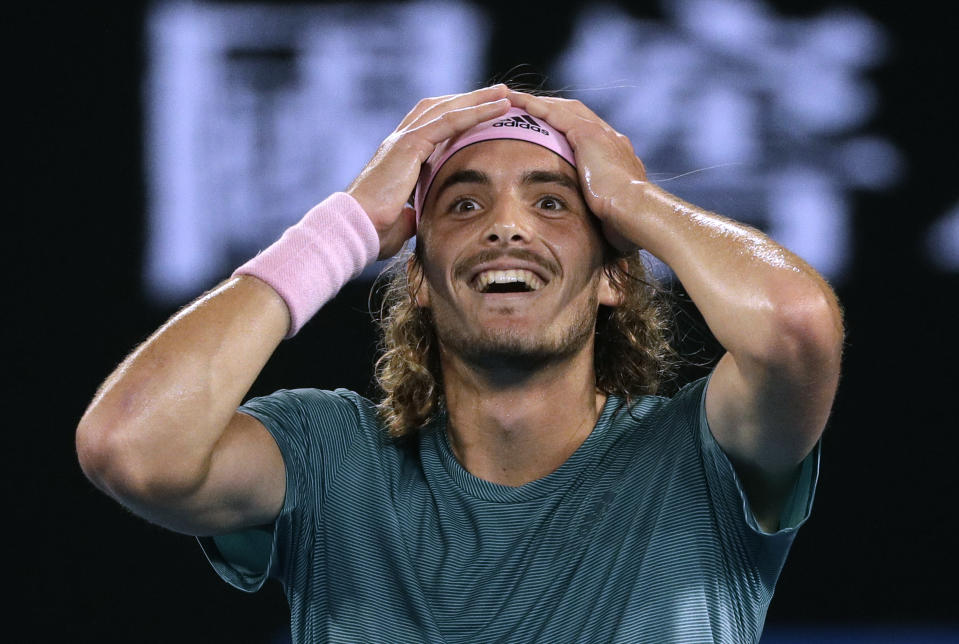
[317,444,729,642]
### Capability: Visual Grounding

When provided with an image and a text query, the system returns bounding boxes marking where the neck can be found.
[440,342,606,487]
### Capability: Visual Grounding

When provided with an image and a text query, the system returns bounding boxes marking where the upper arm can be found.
[704,316,842,529]
[130,411,287,537]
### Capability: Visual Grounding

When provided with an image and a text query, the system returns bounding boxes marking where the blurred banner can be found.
[552,1,902,280]
[926,200,959,270]
[142,0,924,305]
[144,0,488,300]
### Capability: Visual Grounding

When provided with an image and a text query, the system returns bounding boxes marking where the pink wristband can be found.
[233,192,380,337]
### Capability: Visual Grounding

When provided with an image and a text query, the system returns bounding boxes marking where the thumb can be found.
[377,204,417,260]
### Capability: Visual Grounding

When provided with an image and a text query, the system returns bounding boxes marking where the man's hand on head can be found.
[506,91,647,253]
[347,85,511,260]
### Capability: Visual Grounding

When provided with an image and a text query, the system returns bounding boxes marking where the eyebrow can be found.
[521,170,580,192]
[432,168,580,202]
[432,169,490,201]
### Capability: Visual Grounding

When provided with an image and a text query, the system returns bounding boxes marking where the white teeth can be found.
[474,269,545,292]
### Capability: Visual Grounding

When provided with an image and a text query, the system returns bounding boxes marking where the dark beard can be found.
[434,294,599,376]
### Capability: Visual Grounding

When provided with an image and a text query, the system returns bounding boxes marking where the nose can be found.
[483,202,532,245]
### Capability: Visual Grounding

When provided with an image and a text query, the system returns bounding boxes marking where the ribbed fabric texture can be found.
[199,378,819,643]
[232,192,380,337]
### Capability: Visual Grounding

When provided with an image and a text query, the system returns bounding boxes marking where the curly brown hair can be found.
[373,244,676,439]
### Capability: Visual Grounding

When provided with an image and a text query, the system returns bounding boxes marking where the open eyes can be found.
[535,196,566,211]
[447,195,568,214]
[450,197,481,214]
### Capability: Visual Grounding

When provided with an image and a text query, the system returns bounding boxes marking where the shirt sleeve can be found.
[683,375,821,590]
[197,388,362,592]
[693,373,821,534]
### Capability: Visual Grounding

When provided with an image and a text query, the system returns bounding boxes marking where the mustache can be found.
[453,248,561,282]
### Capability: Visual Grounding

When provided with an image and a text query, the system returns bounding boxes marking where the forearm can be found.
[616,181,843,366]
[77,191,381,502]
[76,276,289,500]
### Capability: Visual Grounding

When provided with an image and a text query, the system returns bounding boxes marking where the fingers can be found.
[508,90,641,163]
[344,86,510,244]
[410,98,511,148]
[377,204,417,260]
[392,85,511,162]
[397,93,458,129]
[506,90,608,139]
[399,84,510,130]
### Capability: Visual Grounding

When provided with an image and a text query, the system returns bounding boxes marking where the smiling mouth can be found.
[472,269,545,293]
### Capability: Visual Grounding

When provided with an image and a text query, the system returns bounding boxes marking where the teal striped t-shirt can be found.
[199,376,819,643]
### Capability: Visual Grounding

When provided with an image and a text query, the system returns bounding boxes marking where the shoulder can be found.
[660,376,709,418]
[240,387,378,432]
[238,388,387,471]
[609,377,709,436]
[590,378,710,478]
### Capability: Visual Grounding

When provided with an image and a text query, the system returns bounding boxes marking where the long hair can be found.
[373,243,676,439]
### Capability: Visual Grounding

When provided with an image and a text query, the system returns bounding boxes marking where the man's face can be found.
[414,139,620,370]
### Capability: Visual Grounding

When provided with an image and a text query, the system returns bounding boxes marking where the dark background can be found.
[10,1,958,642]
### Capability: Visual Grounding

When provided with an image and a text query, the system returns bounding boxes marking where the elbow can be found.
[76,410,127,495]
[76,411,209,507]
[755,284,844,378]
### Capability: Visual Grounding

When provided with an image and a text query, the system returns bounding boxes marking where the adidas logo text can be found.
[492,115,551,135]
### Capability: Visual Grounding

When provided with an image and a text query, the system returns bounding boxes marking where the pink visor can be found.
[413,107,576,222]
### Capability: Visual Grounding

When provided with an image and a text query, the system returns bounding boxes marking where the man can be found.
[77,85,843,642]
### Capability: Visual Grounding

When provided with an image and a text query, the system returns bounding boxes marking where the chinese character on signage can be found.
[553,0,903,281]
[144,1,488,302]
